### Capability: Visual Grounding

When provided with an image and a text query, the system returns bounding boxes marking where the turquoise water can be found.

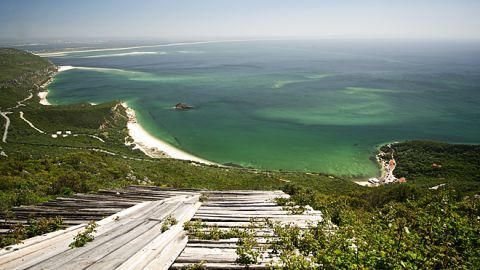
[46,40,480,177]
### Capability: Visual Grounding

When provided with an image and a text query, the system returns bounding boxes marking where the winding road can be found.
[1,90,36,144]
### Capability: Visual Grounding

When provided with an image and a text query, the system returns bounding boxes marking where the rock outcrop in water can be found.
[175,103,194,110]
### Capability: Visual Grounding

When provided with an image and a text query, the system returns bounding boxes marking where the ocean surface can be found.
[36,40,480,177]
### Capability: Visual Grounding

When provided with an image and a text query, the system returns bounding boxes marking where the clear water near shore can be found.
[45,40,480,177]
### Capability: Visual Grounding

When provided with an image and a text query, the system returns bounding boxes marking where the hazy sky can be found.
[1,0,479,41]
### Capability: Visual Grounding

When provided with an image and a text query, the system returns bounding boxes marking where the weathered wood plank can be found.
[33,200,184,269]
[0,201,154,269]
[1,187,319,269]
[171,262,270,270]
[175,247,273,264]
[118,199,202,270]
[173,189,321,269]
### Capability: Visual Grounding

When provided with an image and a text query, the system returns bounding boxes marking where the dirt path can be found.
[0,112,12,143]
[19,111,45,134]
[9,92,33,110]
[1,91,36,143]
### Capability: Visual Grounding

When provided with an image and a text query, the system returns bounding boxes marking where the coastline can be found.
[121,102,217,166]
[34,39,277,57]
[37,64,390,176]
[355,143,399,187]
[38,66,74,105]
[38,65,217,166]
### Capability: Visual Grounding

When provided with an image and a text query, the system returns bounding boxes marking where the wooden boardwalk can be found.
[0,186,200,234]
[171,190,322,269]
[0,186,322,270]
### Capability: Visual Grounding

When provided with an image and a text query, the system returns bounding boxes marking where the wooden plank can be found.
[32,200,183,269]
[200,203,279,207]
[175,247,239,263]
[195,206,284,211]
[175,247,273,264]
[83,205,186,269]
[1,187,318,270]
[193,214,323,220]
[0,201,157,269]
[171,262,270,270]
[173,190,321,269]
[117,199,202,270]
[84,196,199,270]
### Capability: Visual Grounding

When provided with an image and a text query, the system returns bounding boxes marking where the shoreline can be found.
[121,102,217,166]
[38,65,217,166]
[38,66,74,105]
[34,39,279,57]
[355,144,399,187]
[36,65,389,177]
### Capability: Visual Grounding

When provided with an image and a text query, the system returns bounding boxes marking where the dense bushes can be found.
[0,217,64,248]
[0,152,134,210]
[276,143,480,269]
[274,186,480,269]
[385,141,480,183]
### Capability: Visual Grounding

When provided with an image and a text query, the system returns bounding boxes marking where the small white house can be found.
[51,134,58,138]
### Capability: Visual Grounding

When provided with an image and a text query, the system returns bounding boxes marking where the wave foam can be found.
[34,39,275,57]
[82,51,165,58]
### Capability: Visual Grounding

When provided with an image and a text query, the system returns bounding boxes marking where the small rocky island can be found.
[174,102,194,110]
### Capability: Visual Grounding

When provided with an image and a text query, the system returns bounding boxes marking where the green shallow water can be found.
[46,40,480,177]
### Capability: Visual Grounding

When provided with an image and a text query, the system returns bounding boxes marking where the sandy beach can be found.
[37,66,215,165]
[38,66,74,105]
[121,103,216,165]
[38,91,51,105]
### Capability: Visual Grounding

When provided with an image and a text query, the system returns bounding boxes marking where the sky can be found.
[1,0,479,41]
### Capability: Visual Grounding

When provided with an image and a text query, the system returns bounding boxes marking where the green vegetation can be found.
[381,141,480,192]
[183,219,267,267]
[181,261,207,270]
[69,221,98,248]
[198,193,209,202]
[0,49,53,82]
[263,190,480,269]
[161,214,178,232]
[0,48,55,109]
[0,48,364,215]
[0,49,479,267]
[0,216,64,248]
[0,150,360,212]
[235,221,266,267]
[269,143,480,269]
[0,49,360,213]
[184,219,245,241]
[275,197,307,215]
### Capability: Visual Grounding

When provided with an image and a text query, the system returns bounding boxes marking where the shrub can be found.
[161,214,178,233]
[69,221,98,248]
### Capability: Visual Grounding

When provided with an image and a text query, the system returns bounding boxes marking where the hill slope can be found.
[0,48,479,268]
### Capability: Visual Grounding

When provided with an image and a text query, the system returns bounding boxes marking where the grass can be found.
[0,48,359,211]
[0,48,55,109]
[0,48,479,267]
[0,48,478,210]
[380,141,480,194]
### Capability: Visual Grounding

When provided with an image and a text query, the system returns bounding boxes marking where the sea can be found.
[17,39,480,177]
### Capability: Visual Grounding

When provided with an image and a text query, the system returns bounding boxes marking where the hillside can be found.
[0,48,479,268]
[0,48,362,211]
